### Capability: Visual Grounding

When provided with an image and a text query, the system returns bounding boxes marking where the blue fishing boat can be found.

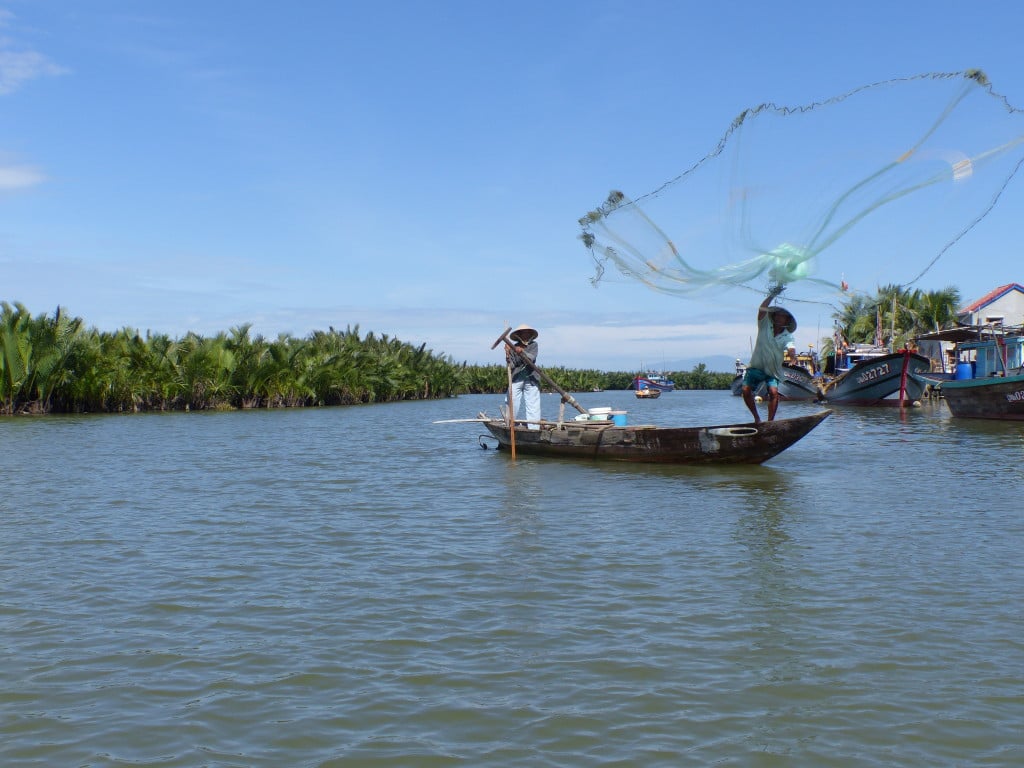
[779,363,821,400]
[632,371,675,392]
[731,357,820,401]
[913,325,1024,420]
[818,346,931,406]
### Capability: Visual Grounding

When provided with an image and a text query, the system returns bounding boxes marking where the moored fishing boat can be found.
[818,346,931,406]
[780,347,823,400]
[632,371,675,392]
[477,410,832,465]
[731,357,819,401]
[913,325,1024,420]
[778,363,820,400]
[939,373,1024,420]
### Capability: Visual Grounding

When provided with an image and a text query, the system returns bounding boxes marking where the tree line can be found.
[3,289,956,415]
[824,285,961,354]
[0,302,469,415]
[0,302,736,415]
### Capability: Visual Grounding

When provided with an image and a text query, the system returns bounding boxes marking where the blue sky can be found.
[2,1,1023,371]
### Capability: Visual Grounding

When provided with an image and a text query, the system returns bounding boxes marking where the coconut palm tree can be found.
[0,302,34,413]
[832,293,877,345]
[911,286,962,334]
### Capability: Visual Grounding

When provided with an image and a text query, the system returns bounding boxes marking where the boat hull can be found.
[482,410,831,465]
[937,373,1024,420]
[778,364,820,401]
[730,364,818,400]
[633,375,674,392]
[819,352,931,406]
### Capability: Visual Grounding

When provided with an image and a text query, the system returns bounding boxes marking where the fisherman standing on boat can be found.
[742,286,797,423]
[507,324,542,430]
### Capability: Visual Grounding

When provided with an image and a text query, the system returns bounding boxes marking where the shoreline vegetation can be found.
[0,302,733,416]
[1,285,956,415]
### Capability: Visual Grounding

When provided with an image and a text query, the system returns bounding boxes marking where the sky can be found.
[2,0,1023,372]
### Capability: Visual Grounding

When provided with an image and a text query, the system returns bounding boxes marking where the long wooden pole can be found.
[490,328,589,416]
[492,327,516,458]
[505,358,517,459]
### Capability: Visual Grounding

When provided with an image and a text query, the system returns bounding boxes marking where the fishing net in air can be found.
[578,71,1024,306]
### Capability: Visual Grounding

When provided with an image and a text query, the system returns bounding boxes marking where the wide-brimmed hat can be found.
[767,306,797,333]
[509,324,538,343]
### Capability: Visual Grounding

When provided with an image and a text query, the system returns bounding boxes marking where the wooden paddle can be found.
[490,328,589,416]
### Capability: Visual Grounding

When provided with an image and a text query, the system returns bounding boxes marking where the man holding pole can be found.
[507,324,542,429]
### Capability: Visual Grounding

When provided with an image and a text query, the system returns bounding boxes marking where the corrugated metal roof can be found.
[915,326,993,342]
[916,324,1024,342]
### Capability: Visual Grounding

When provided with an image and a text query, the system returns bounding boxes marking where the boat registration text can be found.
[856,363,890,385]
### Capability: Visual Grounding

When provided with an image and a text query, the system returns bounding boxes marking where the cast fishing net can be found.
[579,71,1024,307]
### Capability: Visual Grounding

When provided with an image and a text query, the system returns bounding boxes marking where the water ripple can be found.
[2,395,1023,766]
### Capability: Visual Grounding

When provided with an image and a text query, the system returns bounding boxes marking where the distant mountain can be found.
[655,355,740,374]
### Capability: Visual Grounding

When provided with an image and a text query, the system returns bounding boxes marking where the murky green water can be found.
[3,392,1022,766]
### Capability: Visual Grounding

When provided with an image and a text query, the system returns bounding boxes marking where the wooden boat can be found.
[479,410,832,465]
[818,347,931,406]
[913,325,1024,420]
[939,372,1024,420]
[778,363,820,401]
[449,328,831,465]
[632,372,675,391]
[635,387,661,399]
[731,360,819,401]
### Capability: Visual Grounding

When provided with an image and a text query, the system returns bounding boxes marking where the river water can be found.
[3,391,1022,767]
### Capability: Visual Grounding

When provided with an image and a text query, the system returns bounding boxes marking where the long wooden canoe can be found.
[480,410,831,465]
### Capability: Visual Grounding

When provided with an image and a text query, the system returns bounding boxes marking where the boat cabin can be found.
[825,344,890,375]
[915,325,1024,379]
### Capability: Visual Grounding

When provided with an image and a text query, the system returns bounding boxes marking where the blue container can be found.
[611,412,627,427]
[955,362,974,380]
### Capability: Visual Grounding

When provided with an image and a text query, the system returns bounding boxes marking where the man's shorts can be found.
[742,367,779,390]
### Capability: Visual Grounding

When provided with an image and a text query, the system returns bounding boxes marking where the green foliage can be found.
[672,363,735,390]
[0,302,742,415]
[0,305,471,415]
[0,302,82,414]
[830,285,962,351]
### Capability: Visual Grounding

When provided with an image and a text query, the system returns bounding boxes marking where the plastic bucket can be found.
[955,362,974,380]
[611,412,627,427]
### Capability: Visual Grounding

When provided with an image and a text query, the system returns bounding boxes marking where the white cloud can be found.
[0,47,66,94]
[0,7,68,95]
[0,163,44,189]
